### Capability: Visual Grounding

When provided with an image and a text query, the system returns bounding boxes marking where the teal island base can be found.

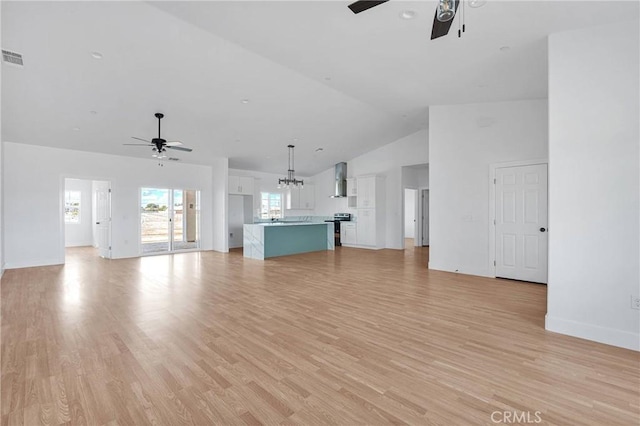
[243,223,334,260]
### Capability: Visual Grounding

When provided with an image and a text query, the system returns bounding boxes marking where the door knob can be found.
[540,227,546,232]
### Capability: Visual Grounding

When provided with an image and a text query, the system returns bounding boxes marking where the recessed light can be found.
[72,127,80,131]
[90,110,98,115]
[241,99,250,104]
[315,147,324,153]
[468,0,487,8]
[399,10,417,20]
[90,51,103,59]
[500,46,511,52]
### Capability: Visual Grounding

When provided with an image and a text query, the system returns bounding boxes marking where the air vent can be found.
[2,50,23,66]
[168,157,180,161]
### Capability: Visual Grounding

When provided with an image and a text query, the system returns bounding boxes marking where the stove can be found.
[324,213,352,246]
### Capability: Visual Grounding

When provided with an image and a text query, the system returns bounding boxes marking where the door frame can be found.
[60,175,113,262]
[489,159,548,278]
[419,188,429,246]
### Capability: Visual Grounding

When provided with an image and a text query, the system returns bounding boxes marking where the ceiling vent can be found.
[168,157,180,161]
[2,50,24,66]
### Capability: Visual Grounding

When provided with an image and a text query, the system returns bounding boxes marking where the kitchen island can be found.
[243,222,334,260]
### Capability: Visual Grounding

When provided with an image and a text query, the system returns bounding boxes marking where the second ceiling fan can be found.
[348,0,464,40]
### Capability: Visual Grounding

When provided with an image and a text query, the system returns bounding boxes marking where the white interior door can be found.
[404,188,416,243]
[95,181,112,258]
[495,164,548,283]
[421,189,429,246]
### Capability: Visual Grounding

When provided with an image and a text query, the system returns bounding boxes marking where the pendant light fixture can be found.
[278,145,304,189]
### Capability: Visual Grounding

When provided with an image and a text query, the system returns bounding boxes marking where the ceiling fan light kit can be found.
[123,113,193,166]
[437,0,456,22]
[348,0,473,40]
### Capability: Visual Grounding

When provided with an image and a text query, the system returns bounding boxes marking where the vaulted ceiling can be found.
[2,1,638,175]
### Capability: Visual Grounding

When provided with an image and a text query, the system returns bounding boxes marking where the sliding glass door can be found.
[172,189,200,251]
[141,188,200,254]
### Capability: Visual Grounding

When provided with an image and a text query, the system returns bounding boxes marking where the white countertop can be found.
[248,222,331,227]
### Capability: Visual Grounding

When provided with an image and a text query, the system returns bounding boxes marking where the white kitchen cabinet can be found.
[286,184,315,210]
[356,176,376,208]
[341,222,357,245]
[228,175,254,195]
[346,178,357,196]
[354,175,385,248]
[356,209,376,246]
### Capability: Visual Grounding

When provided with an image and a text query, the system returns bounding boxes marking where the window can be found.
[260,192,283,219]
[64,190,81,223]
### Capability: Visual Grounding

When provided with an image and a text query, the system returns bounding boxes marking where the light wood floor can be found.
[1,247,638,425]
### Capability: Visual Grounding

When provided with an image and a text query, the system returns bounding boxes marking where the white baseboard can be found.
[5,257,65,269]
[65,241,94,248]
[341,244,382,250]
[545,314,640,351]
[427,261,494,278]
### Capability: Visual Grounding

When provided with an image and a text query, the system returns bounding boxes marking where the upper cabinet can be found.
[286,184,315,210]
[346,178,357,196]
[229,175,255,195]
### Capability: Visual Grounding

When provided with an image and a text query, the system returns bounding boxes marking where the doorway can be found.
[64,178,112,259]
[140,188,200,254]
[494,163,548,283]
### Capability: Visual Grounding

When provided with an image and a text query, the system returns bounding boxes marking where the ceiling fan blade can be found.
[123,143,153,146]
[348,0,389,14]
[166,145,192,152]
[431,0,459,40]
[165,141,183,146]
[131,136,151,143]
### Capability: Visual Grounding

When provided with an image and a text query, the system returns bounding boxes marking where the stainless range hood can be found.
[330,162,347,198]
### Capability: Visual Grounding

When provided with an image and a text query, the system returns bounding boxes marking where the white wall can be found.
[64,178,93,247]
[211,157,229,253]
[229,168,313,218]
[312,166,350,216]
[546,21,640,351]
[0,2,3,275]
[3,143,217,268]
[429,99,548,277]
[313,129,429,249]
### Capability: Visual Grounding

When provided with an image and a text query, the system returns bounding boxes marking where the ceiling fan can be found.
[124,113,193,159]
[348,0,466,40]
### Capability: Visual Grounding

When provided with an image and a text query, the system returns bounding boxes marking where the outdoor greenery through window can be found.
[260,192,283,219]
[64,190,81,223]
